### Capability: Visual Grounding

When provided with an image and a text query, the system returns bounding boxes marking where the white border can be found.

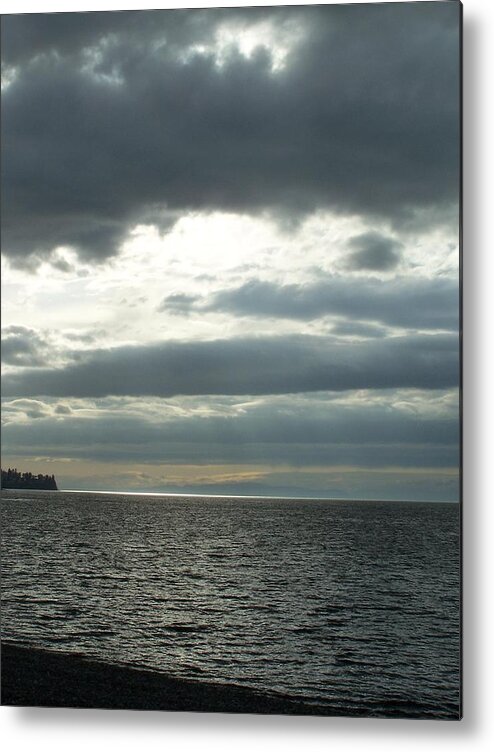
[1,0,451,12]
[2,1,493,751]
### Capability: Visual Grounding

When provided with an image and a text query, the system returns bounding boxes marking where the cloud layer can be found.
[171,275,459,330]
[2,388,459,468]
[2,333,459,399]
[2,3,460,266]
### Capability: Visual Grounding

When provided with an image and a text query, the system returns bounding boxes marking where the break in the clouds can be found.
[1,3,461,500]
[1,3,459,266]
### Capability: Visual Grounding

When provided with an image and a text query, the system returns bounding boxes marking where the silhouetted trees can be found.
[1,468,58,490]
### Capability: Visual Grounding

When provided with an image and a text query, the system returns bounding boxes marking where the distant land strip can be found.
[1,468,58,491]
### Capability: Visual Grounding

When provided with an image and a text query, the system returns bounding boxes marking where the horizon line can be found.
[1,487,459,503]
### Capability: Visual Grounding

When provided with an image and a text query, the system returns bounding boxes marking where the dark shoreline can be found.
[1,642,461,720]
[0,643,329,715]
[1,643,459,718]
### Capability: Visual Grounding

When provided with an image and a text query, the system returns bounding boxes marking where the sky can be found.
[0,2,461,500]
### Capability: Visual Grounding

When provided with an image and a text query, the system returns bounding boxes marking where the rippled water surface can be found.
[1,491,460,718]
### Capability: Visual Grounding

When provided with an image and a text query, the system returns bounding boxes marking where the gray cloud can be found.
[1,325,52,366]
[51,258,74,273]
[1,3,460,265]
[1,333,459,399]
[329,320,387,339]
[1,398,53,420]
[1,325,107,368]
[345,231,403,271]
[158,293,200,315]
[1,391,459,468]
[1,8,246,67]
[54,403,73,415]
[196,276,458,330]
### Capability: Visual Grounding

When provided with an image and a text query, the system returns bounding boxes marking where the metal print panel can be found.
[0,1,461,719]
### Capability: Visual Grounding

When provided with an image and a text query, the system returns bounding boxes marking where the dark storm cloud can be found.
[0,8,254,67]
[192,276,458,330]
[1,333,459,399]
[0,11,159,66]
[345,232,403,271]
[1,3,460,264]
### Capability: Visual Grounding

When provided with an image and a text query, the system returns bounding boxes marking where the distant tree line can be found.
[1,468,58,490]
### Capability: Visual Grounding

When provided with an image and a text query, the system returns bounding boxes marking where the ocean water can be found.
[0,490,460,718]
